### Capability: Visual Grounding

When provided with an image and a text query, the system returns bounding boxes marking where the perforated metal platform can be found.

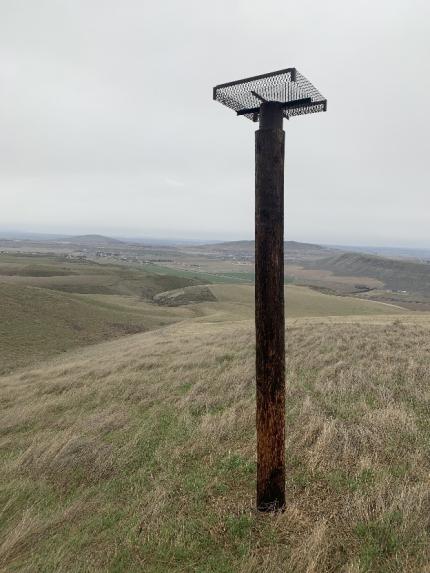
[213,68,327,121]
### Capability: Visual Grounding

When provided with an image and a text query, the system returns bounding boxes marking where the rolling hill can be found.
[0,283,194,374]
[1,313,430,571]
[0,279,406,375]
[192,240,338,262]
[64,234,126,246]
[1,247,429,571]
[0,255,213,373]
[187,241,430,300]
[310,252,430,296]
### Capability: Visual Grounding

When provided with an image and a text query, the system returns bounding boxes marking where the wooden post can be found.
[255,102,286,511]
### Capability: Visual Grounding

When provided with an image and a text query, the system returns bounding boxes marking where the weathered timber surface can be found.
[255,126,286,511]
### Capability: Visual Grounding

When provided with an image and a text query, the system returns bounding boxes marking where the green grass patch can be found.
[355,512,402,572]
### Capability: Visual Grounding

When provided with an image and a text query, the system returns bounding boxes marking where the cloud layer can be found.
[1,0,429,245]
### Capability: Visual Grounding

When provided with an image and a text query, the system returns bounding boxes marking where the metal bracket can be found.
[237,97,313,117]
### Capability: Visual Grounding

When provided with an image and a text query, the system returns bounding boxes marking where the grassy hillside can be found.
[1,316,430,572]
[312,252,430,296]
[0,284,197,374]
[66,234,125,246]
[1,251,426,570]
[0,252,406,375]
[0,254,212,373]
[0,254,204,297]
[195,240,334,255]
[206,285,406,320]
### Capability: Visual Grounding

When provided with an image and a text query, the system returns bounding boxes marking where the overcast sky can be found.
[0,0,429,245]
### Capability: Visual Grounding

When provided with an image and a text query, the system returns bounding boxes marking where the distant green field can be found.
[142,262,254,284]
[144,263,296,285]
[201,284,406,321]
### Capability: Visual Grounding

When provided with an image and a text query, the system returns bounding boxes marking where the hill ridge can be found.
[312,251,430,295]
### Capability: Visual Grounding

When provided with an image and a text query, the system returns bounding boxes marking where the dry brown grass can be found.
[1,316,430,571]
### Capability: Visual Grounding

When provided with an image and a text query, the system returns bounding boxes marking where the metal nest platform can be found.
[213,68,327,122]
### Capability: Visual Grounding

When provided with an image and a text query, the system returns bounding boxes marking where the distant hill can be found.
[0,232,125,246]
[198,240,328,250]
[312,252,430,296]
[193,240,339,261]
[285,241,340,262]
[195,240,430,298]
[334,244,430,260]
[66,234,125,246]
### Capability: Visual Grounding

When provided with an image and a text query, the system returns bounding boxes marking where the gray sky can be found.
[1,0,429,245]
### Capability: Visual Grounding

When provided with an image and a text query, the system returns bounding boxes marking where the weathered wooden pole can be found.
[255,102,286,511]
[213,67,327,512]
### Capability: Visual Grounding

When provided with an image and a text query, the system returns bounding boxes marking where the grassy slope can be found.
[0,276,406,375]
[312,252,430,296]
[0,260,204,297]
[199,284,406,322]
[1,316,430,572]
[0,284,197,374]
[142,262,257,285]
[0,255,208,373]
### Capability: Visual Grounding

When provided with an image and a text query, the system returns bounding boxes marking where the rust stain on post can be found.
[255,106,286,511]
